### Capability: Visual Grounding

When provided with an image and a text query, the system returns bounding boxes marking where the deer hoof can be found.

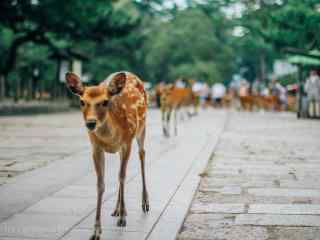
[111,209,120,217]
[112,208,127,217]
[89,234,100,240]
[142,203,150,213]
[117,217,127,227]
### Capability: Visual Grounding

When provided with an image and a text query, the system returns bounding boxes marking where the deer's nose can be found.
[86,120,96,130]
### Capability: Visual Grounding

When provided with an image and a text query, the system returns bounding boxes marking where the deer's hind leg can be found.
[174,108,178,136]
[166,108,173,137]
[137,126,150,213]
[161,108,167,137]
[161,107,170,137]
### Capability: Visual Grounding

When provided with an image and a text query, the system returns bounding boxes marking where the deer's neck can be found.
[96,121,112,137]
[97,102,123,137]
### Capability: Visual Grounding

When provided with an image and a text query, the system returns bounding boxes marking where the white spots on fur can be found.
[130,102,139,110]
[103,72,147,136]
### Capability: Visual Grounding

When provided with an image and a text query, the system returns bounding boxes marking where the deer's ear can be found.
[107,72,126,96]
[65,72,84,96]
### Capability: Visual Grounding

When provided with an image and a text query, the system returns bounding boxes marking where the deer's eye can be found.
[80,100,85,107]
[102,100,109,107]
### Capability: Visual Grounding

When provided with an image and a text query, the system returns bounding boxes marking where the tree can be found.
[239,0,320,55]
[0,0,137,98]
[144,7,236,84]
[206,0,320,83]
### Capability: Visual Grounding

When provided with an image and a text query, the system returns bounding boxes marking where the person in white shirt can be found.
[212,83,226,107]
[175,78,186,88]
[305,70,320,117]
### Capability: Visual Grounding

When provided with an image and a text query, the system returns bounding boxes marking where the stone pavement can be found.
[177,111,320,240]
[0,101,71,116]
[0,109,227,240]
[0,111,88,185]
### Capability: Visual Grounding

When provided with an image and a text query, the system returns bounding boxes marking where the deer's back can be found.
[109,73,147,138]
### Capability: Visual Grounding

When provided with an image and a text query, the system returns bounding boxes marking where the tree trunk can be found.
[0,75,5,100]
[0,30,44,100]
[27,77,33,101]
[14,76,21,102]
[259,52,266,82]
[32,77,37,99]
[297,65,303,118]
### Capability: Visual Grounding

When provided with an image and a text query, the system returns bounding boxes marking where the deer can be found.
[160,83,197,137]
[65,71,149,240]
[240,94,279,112]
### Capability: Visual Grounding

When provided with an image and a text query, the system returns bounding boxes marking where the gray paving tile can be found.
[61,228,148,240]
[177,213,237,239]
[280,179,320,189]
[248,188,320,198]
[249,204,320,215]
[178,225,270,240]
[51,185,97,198]
[200,186,242,195]
[235,214,320,226]
[77,207,161,233]
[147,219,181,240]
[269,227,320,240]
[23,197,96,216]
[191,203,245,214]
[0,238,36,240]
[0,213,80,239]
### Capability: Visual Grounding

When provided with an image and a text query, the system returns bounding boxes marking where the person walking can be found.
[305,70,320,117]
[270,78,287,111]
[212,83,226,108]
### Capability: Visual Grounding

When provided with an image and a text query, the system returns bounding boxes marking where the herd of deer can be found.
[239,94,282,111]
[203,90,283,112]
[65,71,199,240]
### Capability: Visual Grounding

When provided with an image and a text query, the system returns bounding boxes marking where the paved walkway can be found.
[0,111,88,185]
[2,109,320,240]
[0,109,227,240]
[177,111,320,240]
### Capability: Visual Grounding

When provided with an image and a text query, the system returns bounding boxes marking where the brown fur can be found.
[65,71,149,240]
[160,84,196,137]
[240,95,279,111]
[240,95,255,111]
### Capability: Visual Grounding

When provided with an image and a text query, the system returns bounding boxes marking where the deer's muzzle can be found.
[86,120,97,131]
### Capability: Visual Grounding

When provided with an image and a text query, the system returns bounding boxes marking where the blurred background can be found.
[0,0,319,117]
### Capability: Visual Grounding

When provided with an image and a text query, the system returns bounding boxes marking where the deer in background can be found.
[160,84,197,137]
[65,71,149,240]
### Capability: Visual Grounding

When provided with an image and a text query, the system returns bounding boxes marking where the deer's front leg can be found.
[115,144,131,227]
[111,189,120,217]
[90,148,105,240]
[174,109,178,136]
[161,108,168,137]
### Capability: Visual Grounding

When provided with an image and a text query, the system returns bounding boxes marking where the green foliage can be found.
[240,0,320,52]
[278,73,297,86]
[224,0,320,82]
[0,0,139,98]
[144,8,236,84]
